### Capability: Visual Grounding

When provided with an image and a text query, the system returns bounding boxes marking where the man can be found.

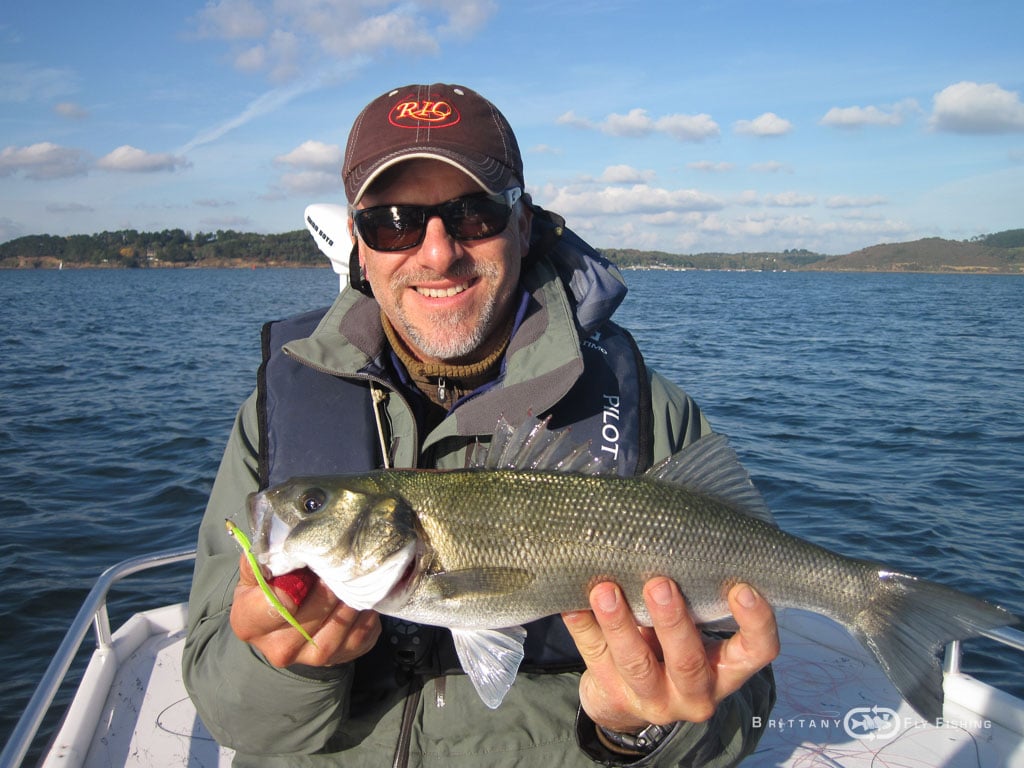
[184,83,778,767]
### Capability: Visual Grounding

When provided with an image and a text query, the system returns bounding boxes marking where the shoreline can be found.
[5,262,1021,276]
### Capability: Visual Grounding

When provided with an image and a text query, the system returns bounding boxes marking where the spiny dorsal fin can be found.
[470,415,609,475]
[646,434,776,525]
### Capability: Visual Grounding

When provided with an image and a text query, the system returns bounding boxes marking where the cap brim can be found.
[347,147,514,205]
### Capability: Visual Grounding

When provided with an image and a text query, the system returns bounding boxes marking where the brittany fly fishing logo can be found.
[389,96,461,129]
[843,705,901,740]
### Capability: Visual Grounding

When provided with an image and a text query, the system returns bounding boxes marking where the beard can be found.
[388,261,505,362]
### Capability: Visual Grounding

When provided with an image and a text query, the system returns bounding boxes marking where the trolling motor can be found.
[304,203,351,292]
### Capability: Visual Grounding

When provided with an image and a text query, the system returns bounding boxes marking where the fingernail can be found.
[651,579,674,606]
[594,584,619,613]
[737,585,758,609]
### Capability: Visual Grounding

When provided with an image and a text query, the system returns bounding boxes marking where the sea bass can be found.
[247,417,1019,719]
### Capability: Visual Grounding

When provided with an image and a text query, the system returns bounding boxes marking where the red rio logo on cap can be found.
[389,97,461,129]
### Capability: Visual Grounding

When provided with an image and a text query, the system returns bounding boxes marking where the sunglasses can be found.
[352,187,523,252]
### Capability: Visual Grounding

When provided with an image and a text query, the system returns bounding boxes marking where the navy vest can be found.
[256,305,654,674]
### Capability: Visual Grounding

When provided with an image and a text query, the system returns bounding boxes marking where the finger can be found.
[589,583,657,680]
[729,583,778,661]
[310,605,382,666]
[644,578,716,721]
[293,581,381,666]
[562,588,647,732]
[233,556,332,658]
[561,603,611,667]
[711,584,779,679]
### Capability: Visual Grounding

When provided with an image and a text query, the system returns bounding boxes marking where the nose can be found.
[414,215,462,274]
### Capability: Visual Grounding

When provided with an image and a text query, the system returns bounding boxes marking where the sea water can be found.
[1,267,1021,754]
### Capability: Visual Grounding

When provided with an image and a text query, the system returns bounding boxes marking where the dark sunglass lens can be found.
[358,207,426,251]
[446,197,511,240]
[357,194,513,251]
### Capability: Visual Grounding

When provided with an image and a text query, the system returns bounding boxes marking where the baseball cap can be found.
[343,83,524,205]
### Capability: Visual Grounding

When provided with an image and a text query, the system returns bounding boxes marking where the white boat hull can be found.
[39,604,1024,767]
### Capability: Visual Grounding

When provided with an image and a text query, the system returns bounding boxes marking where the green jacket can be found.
[183,230,775,767]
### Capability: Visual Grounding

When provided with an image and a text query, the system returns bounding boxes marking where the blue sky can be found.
[2,0,1023,255]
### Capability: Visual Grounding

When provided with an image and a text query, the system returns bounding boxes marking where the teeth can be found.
[417,283,468,298]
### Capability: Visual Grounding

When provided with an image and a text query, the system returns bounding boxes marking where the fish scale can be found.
[249,427,1020,718]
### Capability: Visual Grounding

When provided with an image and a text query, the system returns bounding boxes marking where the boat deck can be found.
[38,604,1024,767]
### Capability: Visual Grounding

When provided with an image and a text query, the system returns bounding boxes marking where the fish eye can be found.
[300,489,326,513]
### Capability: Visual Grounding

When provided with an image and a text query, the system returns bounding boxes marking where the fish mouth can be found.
[247,491,274,552]
[391,558,418,596]
[374,544,422,613]
[246,491,301,573]
[321,542,417,611]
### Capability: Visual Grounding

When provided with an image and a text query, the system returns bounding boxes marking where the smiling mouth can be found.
[415,281,470,299]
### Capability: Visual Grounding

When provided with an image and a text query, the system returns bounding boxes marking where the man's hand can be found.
[230,554,381,668]
[562,577,779,732]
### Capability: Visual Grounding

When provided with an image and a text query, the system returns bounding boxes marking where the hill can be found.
[1,227,1022,274]
[806,235,1024,273]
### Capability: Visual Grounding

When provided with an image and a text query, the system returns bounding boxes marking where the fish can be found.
[247,416,1020,719]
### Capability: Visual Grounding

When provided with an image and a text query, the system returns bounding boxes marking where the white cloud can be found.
[750,161,789,173]
[275,140,344,171]
[278,170,343,195]
[734,112,793,137]
[600,164,656,184]
[820,99,918,128]
[273,141,344,195]
[655,113,719,141]
[763,191,816,207]
[558,108,720,142]
[734,190,761,206]
[193,1,498,81]
[195,0,268,39]
[602,108,656,137]
[0,62,78,103]
[688,161,734,173]
[327,11,441,56]
[528,143,562,155]
[181,1,505,149]
[541,184,723,217]
[930,81,1024,134]
[826,195,888,208]
[435,0,498,37]
[54,102,89,120]
[234,44,268,74]
[556,110,593,129]
[0,142,89,179]
[97,145,190,173]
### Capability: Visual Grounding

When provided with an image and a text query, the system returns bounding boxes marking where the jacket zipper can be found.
[284,348,425,765]
[392,684,420,768]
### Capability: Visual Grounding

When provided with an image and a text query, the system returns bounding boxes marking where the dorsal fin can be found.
[645,434,776,525]
[470,415,610,474]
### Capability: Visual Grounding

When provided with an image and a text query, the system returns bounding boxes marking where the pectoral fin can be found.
[451,626,527,709]
[430,567,535,600]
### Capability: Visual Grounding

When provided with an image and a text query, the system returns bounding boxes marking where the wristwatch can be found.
[597,722,672,755]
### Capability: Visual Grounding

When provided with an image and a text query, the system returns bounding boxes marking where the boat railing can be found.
[2,548,1022,768]
[0,548,197,768]
[946,625,1024,671]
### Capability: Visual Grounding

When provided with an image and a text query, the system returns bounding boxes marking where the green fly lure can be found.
[225,519,317,647]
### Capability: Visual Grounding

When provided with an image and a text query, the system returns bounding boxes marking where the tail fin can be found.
[853,572,1019,722]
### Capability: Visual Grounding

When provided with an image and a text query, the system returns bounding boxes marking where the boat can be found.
[2,550,1022,768]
